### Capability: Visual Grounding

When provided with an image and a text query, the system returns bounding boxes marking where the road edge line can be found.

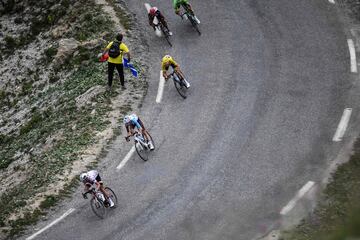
[347,39,358,73]
[333,108,352,142]
[117,146,136,170]
[280,181,315,215]
[26,208,75,240]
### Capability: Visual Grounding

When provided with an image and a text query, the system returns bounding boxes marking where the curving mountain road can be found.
[22,0,357,239]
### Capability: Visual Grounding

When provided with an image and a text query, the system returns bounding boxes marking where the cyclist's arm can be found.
[83,183,91,193]
[125,125,131,136]
[95,181,101,190]
[162,63,169,79]
[148,14,155,27]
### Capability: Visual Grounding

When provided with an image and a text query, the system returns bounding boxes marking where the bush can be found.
[44,46,58,60]
[19,112,43,135]
[4,35,18,50]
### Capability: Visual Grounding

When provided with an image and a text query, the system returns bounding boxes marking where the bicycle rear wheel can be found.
[105,187,118,207]
[135,139,149,161]
[173,74,187,99]
[90,198,106,219]
[190,17,201,35]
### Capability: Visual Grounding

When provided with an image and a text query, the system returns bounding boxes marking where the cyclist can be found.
[161,55,190,88]
[124,113,154,150]
[173,0,200,24]
[148,6,173,36]
[80,170,114,208]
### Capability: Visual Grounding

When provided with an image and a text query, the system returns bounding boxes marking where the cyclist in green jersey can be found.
[173,0,200,24]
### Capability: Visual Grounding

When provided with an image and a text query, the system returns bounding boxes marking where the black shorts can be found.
[165,63,177,71]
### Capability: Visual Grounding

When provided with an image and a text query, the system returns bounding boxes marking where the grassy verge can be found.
[281,139,360,240]
[0,0,149,238]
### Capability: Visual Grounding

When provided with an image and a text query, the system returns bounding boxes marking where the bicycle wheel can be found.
[135,139,149,161]
[190,17,201,35]
[161,26,172,47]
[173,74,187,99]
[147,132,155,150]
[90,198,106,219]
[105,187,118,207]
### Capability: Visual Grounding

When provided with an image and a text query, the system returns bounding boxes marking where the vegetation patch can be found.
[281,139,360,240]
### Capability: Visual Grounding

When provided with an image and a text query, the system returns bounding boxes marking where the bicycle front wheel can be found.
[105,187,118,207]
[90,198,106,219]
[135,140,149,161]
[173,75,187,99]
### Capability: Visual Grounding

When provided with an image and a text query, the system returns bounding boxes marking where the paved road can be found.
[23,0,356,240]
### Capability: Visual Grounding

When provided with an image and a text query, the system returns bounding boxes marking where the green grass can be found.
[0,0,149,237]
[281,139,360,240]
[106,0,133,30]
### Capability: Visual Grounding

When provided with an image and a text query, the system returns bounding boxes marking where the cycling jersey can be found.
[84,170,101,185]
[162,56,178,71]
[173,0,189,10]
[128,114,141,129]
[105,41,129,64]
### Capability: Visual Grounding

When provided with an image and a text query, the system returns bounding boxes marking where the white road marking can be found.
[328,0,335,4]
[156,71,165,103]
[26,208,75,240]
[117,146,136,170]
[144,3,151,12]
[347,39,358,73]
[280,181,315,215]
[333,108,352,142]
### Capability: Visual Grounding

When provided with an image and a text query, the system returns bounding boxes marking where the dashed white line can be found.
[26,208,75,240]
[347,39,358,73]
[117,146,136,170]
[280,181,315,215]
[328,0,335,4]
[333,108,352,142]
[156,71,165,103]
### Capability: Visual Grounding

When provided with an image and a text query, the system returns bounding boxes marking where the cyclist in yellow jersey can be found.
[161,55,185,80]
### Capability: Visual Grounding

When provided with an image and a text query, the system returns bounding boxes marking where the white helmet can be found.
[80,173,88,182]
[123,115,131,124]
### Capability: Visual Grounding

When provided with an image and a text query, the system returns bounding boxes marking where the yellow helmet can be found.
[162,55,173,62]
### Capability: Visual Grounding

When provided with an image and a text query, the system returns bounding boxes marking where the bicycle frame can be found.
[134,133,148,150]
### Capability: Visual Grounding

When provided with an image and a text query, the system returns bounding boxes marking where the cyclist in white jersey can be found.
[80,170,114,207]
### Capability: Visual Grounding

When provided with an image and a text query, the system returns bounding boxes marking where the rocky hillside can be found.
[0,0,148,238]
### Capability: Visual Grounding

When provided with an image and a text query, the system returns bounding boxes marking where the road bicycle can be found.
[127,131,155,161]
[181,3,201,35]
[153,17,172,47]
[83,187,117,219]
[168,70,190,99]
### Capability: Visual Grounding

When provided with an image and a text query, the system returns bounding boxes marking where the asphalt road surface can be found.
[22,0,358,240]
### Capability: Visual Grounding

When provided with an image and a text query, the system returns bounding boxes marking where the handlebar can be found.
[83,188,96,199]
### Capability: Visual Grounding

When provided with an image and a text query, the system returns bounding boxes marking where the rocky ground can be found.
[0,0,149,238]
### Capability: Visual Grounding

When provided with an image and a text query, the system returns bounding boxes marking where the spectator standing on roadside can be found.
[102,33,131,91]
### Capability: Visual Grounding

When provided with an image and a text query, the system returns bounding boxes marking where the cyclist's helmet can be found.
[80,173,88,182]
[149,7,158,16]
[163,55,172,62]
[123,115,131,125]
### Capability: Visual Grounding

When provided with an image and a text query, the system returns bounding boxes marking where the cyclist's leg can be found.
[96,175,110,199]
[157,12,168,29]
[174,66,185,80]
[182,0,194,15]
[137,118,149,142]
